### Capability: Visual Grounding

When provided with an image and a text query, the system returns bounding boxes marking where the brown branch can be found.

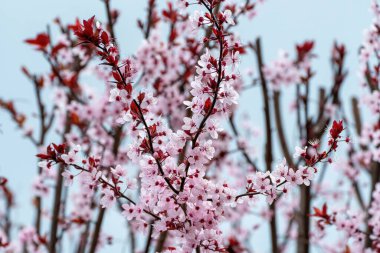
[144,0,156,39]
[297,185,310,253]
[352,181,365,210]
[365,161,380,247]
[128,223,136,253]
[49,117,71,253]
[88,207,106,253]
[103,0,117,45]
[228,114,258,171]
[144,224,154,253]
[298,83,311,253]
[314,88,326,126]
[254,37,278,253]
[155,231,168,252]
[76,222,91,253]
[273,91,295,168]
[351,97,362,135]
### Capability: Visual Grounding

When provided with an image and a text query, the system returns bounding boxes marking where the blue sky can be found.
[0,0,372,252]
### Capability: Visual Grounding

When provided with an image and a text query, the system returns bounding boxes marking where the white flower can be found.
[100,188,116,208]
[62,170,74,186]
[111,165,127,178]
[223,10,235,25]
[293,146,307,159]
[61,150,78,165]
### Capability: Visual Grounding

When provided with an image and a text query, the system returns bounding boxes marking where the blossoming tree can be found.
[0,0,379,252]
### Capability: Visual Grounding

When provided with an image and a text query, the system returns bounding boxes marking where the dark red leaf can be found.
[25,33,50,49]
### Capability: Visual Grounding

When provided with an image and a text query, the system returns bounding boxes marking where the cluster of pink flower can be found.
[33,120,344,252]
[237,120,345,204]
[359,124,380,163]
[310,183,380,252]
[21,2,344,250]
[262,41,314,90]
[362,91,380,114]
[356,0,380,176]
[2,0,380,252]
[34,4,245,251]
[359,1,380,88]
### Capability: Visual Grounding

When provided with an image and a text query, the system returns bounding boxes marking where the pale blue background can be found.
[0,0,372,252]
